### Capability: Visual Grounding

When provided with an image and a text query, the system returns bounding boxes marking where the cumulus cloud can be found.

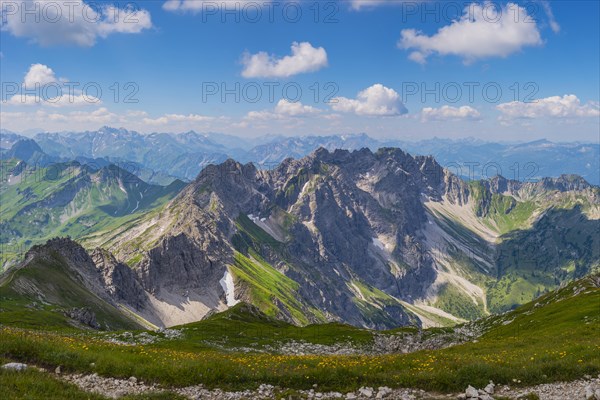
[143,113,215,125]
[398,2,542,64]
[245,99,321,121]
[274,99,320,116]
[421,105,481,121]
[23,63,58,88]
[496,95,600,120]
[330,84,407,116]
[241,42,328,78]
[46,107,117,123]
[0,0,152,47]
[6,63,103,107]
[5,63,100,107]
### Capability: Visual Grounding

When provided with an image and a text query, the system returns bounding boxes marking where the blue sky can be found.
[1,0,599,141]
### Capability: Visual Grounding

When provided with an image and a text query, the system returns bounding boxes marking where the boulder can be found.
[2,362,27,371]
[465,386,479,398]
[376,387,392,398]
[585,385,595,400]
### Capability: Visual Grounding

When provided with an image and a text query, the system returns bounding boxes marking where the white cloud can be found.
[143,113,215,125]
[124,110,149,118]
[330,84,407,116]
[241,42,328,78]
[23,63,58,88]
[274,99,320,116]
[244,110,277,121]
[421,105,481,121]
[349,0,388,10]
[1,107,226,132]
[244,99,321,121]
[398,2,542,64]
[497,95,600,120]
[540,0,560,33]
[408,51,427,65]
[7,93,100,107]
[163,0,256,12]
[5,63,100,107]
[46,107,117,123]
[0,0,152,47]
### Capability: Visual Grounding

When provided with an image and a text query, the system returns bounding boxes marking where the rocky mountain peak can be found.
[25,237,93,268]
[538,174,591,192]
[5,139,44,160]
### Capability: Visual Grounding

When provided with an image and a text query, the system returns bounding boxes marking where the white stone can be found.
[2,362,27,371]
[585,385,595,400]
[376,386,392,398]
[465,385,479,398]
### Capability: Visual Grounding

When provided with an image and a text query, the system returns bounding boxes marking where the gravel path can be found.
[495,376,600,400]
[5,362,599,400]
[59,371,600,399]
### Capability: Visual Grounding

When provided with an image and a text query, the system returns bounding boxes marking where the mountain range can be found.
[1,144,598,330]
[2,127,599,185]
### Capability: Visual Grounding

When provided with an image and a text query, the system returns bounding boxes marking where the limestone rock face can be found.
[91,249,147,310]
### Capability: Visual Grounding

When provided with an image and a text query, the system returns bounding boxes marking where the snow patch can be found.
[219,269,239,307]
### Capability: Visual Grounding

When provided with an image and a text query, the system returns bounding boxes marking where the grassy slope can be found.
[435,181,600,317]
[488,206,600,313]
[433,283,486,320]
[0,357,186,400]
[170,303,374,350]
[230,214,327,325]
[0,252,141,331]
[0,163,183,269]
[0,275,597,394]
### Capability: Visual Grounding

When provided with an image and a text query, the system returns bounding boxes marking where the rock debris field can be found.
[3,362,600,399]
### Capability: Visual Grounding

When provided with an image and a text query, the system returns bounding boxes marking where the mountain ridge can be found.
[2,146,596,330]
[3,127,598,185]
